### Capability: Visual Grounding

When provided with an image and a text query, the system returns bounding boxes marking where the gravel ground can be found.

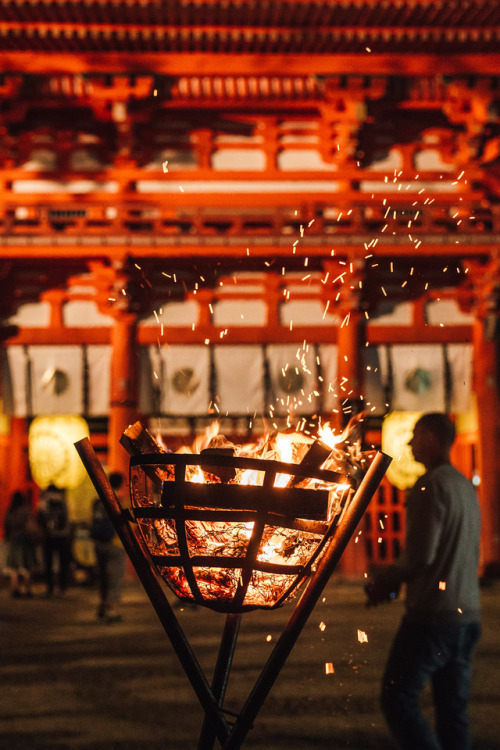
[1,575,498,750]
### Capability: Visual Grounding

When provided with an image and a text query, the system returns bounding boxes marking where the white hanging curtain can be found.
[317,344,338,415]
[156,344,211,416]
[3,346,28,416]
[377,345,391,392]
[86,345,112,416]
[30,345,84,415]
[266,343,319,416]
[362,346,387,416]
[138,346,156,415]
[214,346,265,415]
[447,343,473,414]
[391,344,446,412]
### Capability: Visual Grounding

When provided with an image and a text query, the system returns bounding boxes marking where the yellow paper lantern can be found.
[381,411,426,490]
[29,415,90,490]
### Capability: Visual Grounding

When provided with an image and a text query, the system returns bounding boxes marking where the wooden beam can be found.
[2,53,500,77]
[0,168,485,184]
[3,322,472,348]
[0,238,493,261]
[366,324,472,345]
[4,328,111,346]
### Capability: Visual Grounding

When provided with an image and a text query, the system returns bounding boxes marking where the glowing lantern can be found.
[381,411,425,490]
[29,415,90,489]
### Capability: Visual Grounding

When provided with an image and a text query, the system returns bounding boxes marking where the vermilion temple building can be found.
[0,0,499,577]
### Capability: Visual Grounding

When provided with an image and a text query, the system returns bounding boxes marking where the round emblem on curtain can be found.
[279,368,304,394]
[404,367,432,394]
[172,367,200,396]
[41,367,70,396]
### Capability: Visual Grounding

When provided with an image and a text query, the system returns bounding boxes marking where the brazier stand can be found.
[75,438,391,750]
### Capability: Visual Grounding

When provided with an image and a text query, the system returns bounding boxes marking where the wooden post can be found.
[108,313,139,475]
[472,315,500,570]
[8,416,27,498]
[0,416,26,530]
[337,307,363,415]
[336,305,368,577]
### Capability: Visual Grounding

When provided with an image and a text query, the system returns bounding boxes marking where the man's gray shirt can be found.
[387,463,481,624]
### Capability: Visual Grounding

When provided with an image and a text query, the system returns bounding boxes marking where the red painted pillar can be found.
[337,308,363,420]
[108,313,139,476]
[8,416,27,497]
[336,307,368,578]
[472,316,500,570]
[0,417,26,534]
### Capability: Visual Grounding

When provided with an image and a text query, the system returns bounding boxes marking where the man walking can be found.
[366,412,481,750]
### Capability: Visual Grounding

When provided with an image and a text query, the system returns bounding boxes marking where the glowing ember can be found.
[124,418,372,613]
[357,629,368,644]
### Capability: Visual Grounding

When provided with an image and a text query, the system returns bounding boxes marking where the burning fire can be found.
[126,416,368,612]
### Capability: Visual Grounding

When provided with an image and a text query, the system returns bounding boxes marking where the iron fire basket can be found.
[75,437,391,750]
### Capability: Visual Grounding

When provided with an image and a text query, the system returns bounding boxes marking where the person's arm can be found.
[392,477,443,581]
[365,475,443,605]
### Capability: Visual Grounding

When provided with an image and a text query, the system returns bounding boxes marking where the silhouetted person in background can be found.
[91,472,127,623]
[38,484,72,596]
[366,413,481,750]
[4,490,40,597]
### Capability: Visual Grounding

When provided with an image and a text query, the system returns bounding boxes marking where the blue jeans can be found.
[381,618,481,750]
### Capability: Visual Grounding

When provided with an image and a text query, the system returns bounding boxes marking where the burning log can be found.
[120,420,165,457]
[286,439,333,488]
[120,421,173,484]
[200,434,237,482]
[286,414,367,488]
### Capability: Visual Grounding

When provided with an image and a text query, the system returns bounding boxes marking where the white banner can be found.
[2,341,471,421]
[362,346,387,416]
[391,344,445,412]
[266,343,319,416]
[214,346,265,415]
[317,344,338,415]
[157,345,211,416]
[377,345,391,391]
[447,343,473,414]
[3,346,28,416]
[86,345,111,416]
[30,345,84,415]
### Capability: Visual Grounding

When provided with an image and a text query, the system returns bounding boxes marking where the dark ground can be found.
[1,574,499,750]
